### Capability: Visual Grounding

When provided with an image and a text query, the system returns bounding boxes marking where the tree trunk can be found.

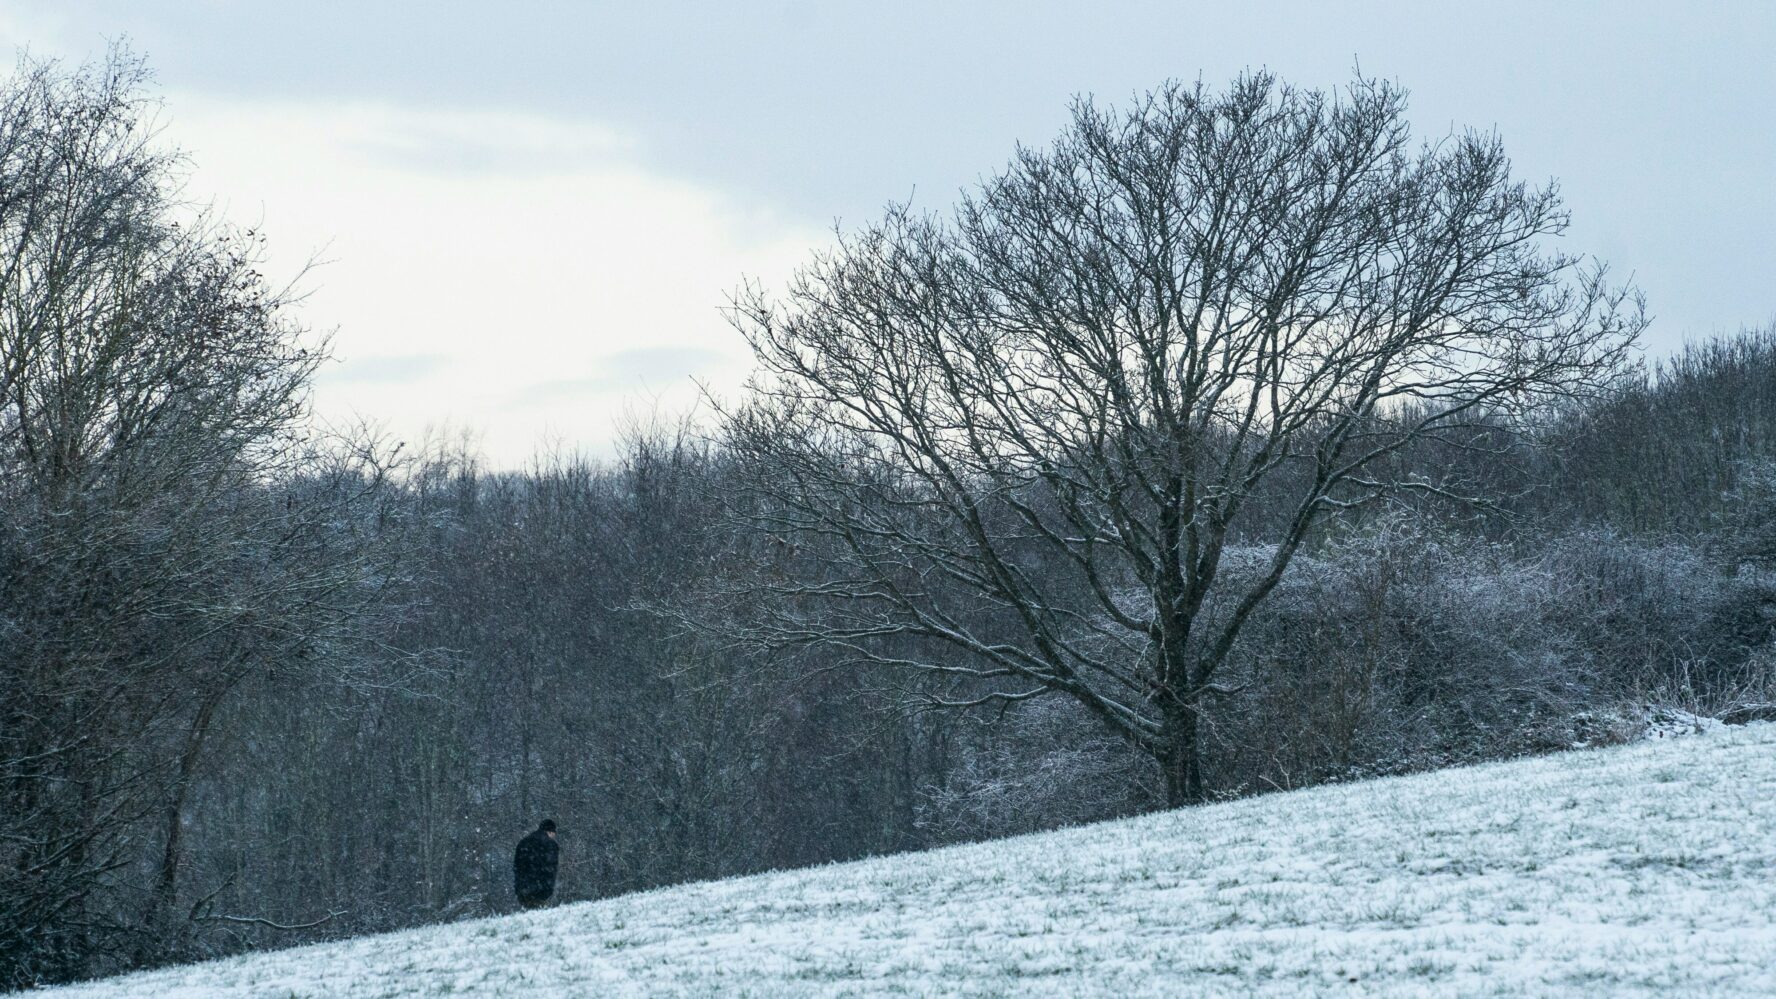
[145,683,231,948]
[1161,703,1204,807]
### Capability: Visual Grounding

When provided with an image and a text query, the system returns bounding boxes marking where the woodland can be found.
[5,51,1774,988]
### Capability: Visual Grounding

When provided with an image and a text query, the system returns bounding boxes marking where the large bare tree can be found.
[722,73,1643,805]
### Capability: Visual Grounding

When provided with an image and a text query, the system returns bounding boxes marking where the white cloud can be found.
[159,94,821,464]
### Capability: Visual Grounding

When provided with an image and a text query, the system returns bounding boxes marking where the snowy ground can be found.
[36,723,1776,997]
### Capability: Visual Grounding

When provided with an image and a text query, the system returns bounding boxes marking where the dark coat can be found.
[513,827,559,904]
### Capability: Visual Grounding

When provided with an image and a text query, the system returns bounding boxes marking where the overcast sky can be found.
[3,1,1773,463]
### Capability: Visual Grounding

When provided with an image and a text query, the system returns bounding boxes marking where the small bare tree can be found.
[722,73,1643,806]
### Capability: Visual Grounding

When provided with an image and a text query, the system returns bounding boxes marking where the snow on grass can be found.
[35,724,1776,997]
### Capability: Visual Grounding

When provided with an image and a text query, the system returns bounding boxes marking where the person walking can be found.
[513,819,559,910]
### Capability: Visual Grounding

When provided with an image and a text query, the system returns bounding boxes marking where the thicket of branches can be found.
[5,52,1776,989]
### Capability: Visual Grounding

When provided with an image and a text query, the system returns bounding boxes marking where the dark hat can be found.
[539,819,557,833]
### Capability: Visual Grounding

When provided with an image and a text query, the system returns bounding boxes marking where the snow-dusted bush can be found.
[1542,530,1776,707]
[914,740,1148,843]
[1202,517,1577,790]
[1182,517,1776,795]
[913,698,1157,842]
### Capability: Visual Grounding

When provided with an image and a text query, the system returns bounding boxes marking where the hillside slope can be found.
[39,724,1776,997]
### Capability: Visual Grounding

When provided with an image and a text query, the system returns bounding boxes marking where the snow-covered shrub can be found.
[1191,519,1776,797]
[1715,458,1776,563]
[913,698,1156,841]
[1542,530,1776,709]
[1202,516,1588,791]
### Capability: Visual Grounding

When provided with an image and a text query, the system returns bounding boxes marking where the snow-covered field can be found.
[37,723,1776,997]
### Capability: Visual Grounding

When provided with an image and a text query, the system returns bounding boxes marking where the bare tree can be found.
[0,48,403,985]
[722,73,1643,805]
